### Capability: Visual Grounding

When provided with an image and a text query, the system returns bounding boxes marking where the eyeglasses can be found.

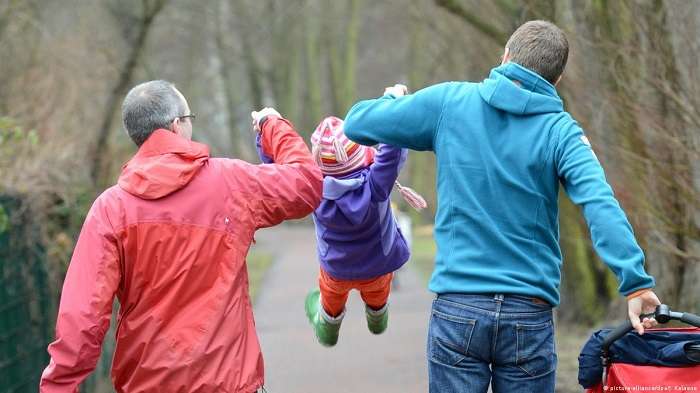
[176,114,196,123]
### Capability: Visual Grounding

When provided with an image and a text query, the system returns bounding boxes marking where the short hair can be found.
[121,80,187,146]
[505,20,569,84]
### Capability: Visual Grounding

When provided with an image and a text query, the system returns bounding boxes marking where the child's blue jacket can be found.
[257,135,410,280]
[312,144,410,280]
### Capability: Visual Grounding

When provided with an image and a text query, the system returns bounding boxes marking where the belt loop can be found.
[494,294,504,302]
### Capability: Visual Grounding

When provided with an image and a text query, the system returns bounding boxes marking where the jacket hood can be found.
[322,172,365,200]
[118,129,210,199]
[477,62,563,115]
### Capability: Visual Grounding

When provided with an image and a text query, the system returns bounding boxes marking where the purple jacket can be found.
[257,136,410,280]
[312,144,410,280]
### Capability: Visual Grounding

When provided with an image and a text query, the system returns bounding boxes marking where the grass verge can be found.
[247,250,275,303]
[410,226,436,284]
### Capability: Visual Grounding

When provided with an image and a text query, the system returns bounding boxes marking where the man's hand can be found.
[251,107,281,132]
[384,84,408,97]
[628,289,661,335]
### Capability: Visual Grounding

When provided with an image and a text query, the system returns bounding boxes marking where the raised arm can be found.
[245,111,323,228]
[40,197,121,392]
[368,144,407,201]
[343,83,452,151]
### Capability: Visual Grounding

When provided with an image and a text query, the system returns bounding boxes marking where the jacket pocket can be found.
[428,306,476,366]
[516,320,556,377]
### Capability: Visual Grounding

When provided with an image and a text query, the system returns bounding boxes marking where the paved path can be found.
[252,224,432,393]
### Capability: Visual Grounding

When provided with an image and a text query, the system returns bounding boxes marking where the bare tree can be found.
[90,0,169,185]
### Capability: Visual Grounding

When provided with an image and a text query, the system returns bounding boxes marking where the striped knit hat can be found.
[310,116,374,177]
[310,116,428,211]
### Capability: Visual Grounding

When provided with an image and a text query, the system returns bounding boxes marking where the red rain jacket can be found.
[40,117,322,392]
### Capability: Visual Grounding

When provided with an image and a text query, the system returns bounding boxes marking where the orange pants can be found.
[319,268,393,317]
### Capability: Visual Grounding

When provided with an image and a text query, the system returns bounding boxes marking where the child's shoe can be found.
[365,303,389,334]
[304,288,344,346]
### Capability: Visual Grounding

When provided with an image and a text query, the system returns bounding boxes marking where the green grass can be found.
[410,226,436,284]
[555,326,590,393]
[247,250,274,302]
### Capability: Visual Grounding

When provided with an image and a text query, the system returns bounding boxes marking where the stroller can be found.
[579,304,700,392]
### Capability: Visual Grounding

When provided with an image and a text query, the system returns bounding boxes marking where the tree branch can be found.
[434,0,509,45]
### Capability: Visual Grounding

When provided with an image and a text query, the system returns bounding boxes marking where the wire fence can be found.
[0,193,115,393]
[0,194,53,392]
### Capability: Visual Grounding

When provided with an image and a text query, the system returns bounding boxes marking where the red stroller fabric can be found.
[586,328,700,392]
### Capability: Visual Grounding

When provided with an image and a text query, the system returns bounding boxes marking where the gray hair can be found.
[121,80,187,146]
[505,20,569,85]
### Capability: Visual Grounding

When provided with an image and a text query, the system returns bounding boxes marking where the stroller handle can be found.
[681,312,700,327]
[601,304,700,355]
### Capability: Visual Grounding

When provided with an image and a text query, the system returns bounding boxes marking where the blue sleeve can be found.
[343,82,452,151]
[555,121,655,295]
[255,133,274,164]
[368,144,407,201]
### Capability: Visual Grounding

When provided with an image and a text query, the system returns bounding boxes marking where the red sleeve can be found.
[249,116,323,228]
[40,196,121,393]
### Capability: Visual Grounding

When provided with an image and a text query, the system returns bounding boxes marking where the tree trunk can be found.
[304,0,323,131]
[91,0,168,186]
[215,0,243,159]
[641,0,696,310]
[340,0,361,114]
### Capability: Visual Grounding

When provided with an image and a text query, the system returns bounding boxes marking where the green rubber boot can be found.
[304,288,343,347]
[366,304,389,335]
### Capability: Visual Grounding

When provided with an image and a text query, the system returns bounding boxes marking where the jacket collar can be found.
[131,129,210,159]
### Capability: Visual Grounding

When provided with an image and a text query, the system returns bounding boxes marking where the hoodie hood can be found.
[477,62,563,115]
[316,169,371,227]
[322,171,366,200]
[118,129,210,199]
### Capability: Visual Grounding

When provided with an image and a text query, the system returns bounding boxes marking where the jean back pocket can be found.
[515,320,555,377]
[429,306,476,367]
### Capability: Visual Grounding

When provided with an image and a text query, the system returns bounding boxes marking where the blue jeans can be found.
[427,294,556,393]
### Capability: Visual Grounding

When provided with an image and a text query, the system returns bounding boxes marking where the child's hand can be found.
[251,107,281,132]
[384,84,408,97]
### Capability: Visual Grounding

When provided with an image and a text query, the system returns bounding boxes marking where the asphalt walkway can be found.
[252,224,432,393]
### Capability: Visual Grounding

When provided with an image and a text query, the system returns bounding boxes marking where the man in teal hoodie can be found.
[344,20,661,392]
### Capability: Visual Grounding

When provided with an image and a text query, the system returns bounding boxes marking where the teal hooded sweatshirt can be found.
[343,62,654,306]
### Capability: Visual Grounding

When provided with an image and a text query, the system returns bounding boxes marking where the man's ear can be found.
[170,118,180,133]
[501,47,510,65]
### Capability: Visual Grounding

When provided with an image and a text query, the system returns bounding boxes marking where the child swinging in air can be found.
[303,115,426,346]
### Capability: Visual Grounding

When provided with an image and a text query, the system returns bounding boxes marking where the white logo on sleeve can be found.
[580,135,599,161]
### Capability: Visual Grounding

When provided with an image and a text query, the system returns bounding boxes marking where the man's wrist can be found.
[626,288,653,300]
[258,115,270,130]
[258,114,281,131]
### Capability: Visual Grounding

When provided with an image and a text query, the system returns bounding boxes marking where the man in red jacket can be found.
[40,80,323,392]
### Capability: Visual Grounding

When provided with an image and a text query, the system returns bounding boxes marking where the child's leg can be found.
[319,268,352,317]
[359,272,393,335]
[304,269,350,346]
[358,272,393,310]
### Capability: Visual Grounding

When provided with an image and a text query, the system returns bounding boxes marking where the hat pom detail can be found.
[395,181,427,211]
